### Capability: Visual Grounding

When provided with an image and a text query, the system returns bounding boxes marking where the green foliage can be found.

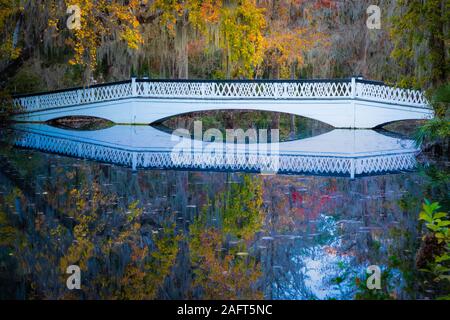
[429,83,450,117]
[414,117,450,147]
[432,83,450,104]
[419,200,450,243]
[418,200,450,293]
[390,0,449,90]
[5,64,45,94]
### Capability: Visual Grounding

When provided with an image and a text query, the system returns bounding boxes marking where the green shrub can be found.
[414,117,450,147]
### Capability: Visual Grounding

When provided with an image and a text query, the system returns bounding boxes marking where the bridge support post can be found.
[131,77,137,97]
[351,77,357,127]
[351,77,356,99]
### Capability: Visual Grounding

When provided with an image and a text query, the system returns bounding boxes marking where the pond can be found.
[0,117,447,300]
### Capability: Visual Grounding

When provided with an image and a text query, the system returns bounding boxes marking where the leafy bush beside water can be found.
[415,118,450,145]
[417,200,450,299]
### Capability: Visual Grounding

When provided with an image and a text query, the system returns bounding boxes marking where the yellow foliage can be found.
[0,0,22,60]
[189,176,264,299]
[64,0,143,71]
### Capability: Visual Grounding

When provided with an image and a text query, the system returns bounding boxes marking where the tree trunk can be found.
[271,113,280,130]
[176,12,189,79]
[428,1,447,87]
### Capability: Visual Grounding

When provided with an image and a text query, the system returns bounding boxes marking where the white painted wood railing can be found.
[13,78,429,113]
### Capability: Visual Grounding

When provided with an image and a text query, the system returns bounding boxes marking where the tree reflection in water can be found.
[0,143,447,299]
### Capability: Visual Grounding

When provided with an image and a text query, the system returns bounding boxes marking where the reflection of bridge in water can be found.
[10,124,418,178]
[13,78,433,128]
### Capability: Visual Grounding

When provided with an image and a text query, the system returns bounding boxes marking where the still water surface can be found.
[0,120,446,299]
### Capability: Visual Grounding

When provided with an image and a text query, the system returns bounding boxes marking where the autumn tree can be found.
[150,0,265,79]
[0,0,22,63]
[261,0,331,79]
[62,0,143,80]
[218,0,266,78]
[390,0,449,91]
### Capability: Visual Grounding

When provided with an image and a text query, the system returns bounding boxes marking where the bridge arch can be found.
[12,78,434,128]
[374,118,427,129]
[148,108,334,128]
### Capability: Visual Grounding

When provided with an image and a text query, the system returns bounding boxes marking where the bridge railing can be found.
[355,79,428,106]
[13,78,429,113]
[13,81,133,112]
[135,79,353,99]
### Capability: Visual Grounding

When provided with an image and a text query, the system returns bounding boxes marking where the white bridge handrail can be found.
[13,78,429,113]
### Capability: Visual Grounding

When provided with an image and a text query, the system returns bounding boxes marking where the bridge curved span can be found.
[13,78,433,128]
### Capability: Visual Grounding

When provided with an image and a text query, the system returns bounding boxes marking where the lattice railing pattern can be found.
[354,153,417,175]
[14,82,132,112]
[135,81,352,99]
[12,131,418,177]
[13,78,429,113]
[356,82,427,107]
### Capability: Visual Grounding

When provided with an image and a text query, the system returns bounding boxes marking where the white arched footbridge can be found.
[12,78,433,128]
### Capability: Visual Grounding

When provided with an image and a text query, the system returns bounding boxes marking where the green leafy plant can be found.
[418,200,450,292]
[419,200,450,243]
[414,117,450,147]
[429,83,450,118]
